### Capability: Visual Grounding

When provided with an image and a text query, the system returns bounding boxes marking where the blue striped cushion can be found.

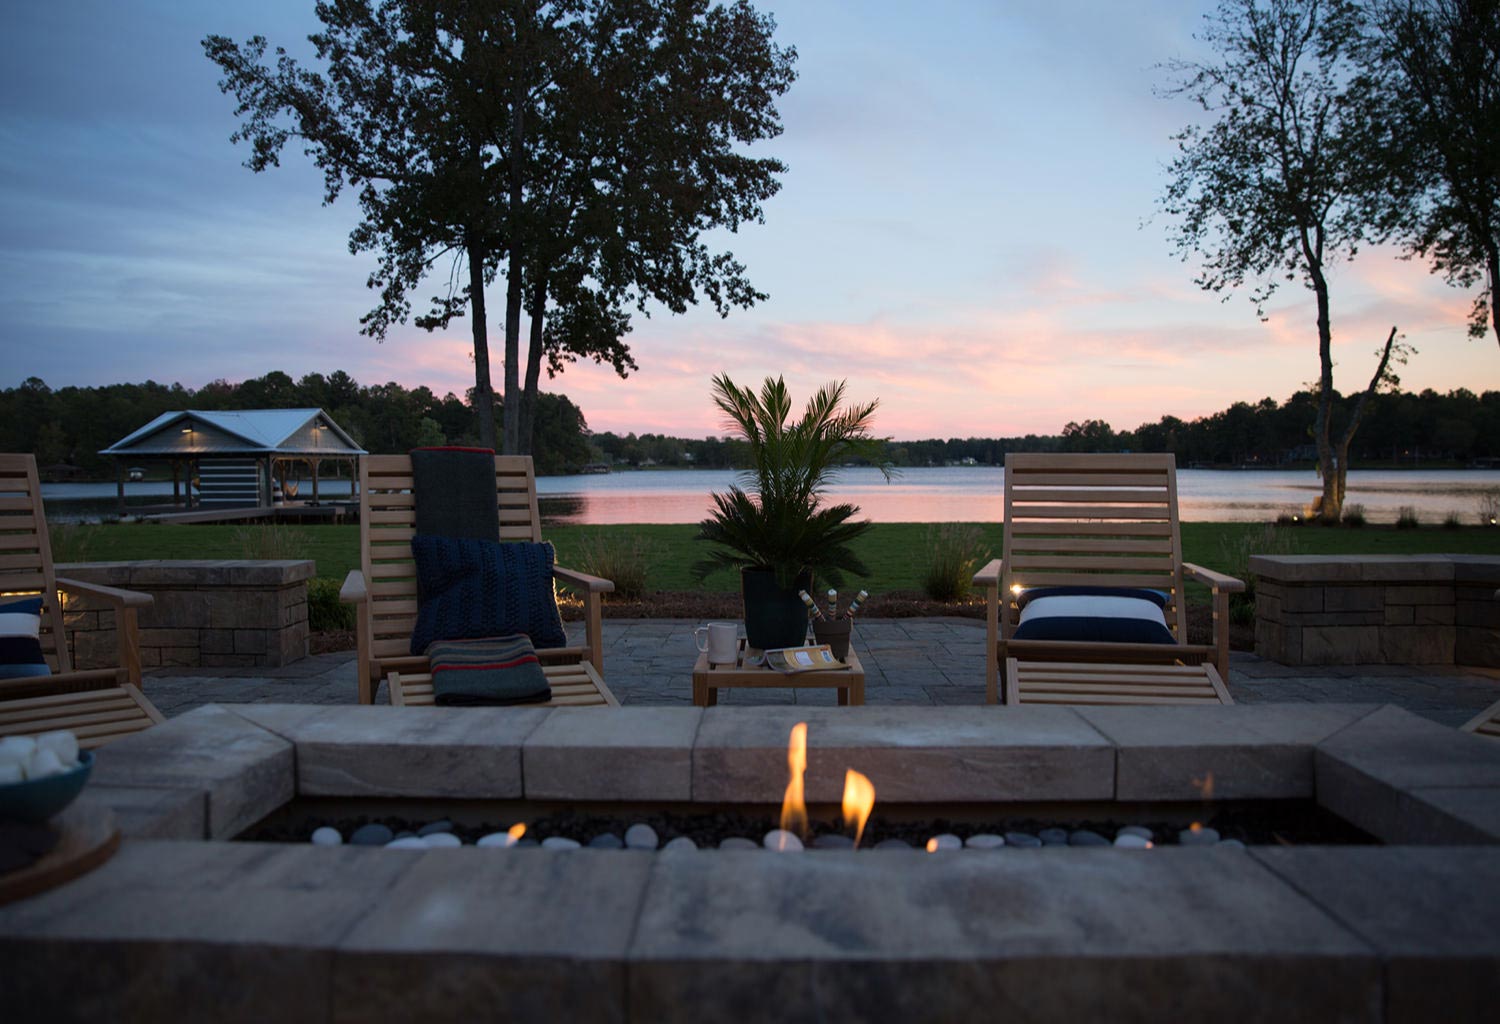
[1013,587,1175,645]
[0,597,51,679]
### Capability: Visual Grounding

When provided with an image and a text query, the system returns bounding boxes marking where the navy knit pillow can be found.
[0,597,51,679]
[410,537,566,654]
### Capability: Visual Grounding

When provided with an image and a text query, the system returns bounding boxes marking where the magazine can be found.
[762,644,847,674]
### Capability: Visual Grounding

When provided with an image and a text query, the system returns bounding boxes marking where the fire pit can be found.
[2,702,1498,1020]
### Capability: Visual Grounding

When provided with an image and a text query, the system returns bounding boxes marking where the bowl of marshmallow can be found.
[0,732,91,825]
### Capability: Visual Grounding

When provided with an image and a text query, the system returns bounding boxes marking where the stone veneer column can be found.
[59,559,314,670]
[1251,554,1500,667]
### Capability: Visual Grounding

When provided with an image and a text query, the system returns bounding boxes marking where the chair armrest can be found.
[972,558,1003,590]
[554,565,615,594]
[340,569,368,604]
[55,577,150,686]
[55,577,153,610]
[1182,563,1246,593]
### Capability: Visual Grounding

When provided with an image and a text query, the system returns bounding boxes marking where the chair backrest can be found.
[0,453,73,673]
[1000,452,1186,641]
[360,453,543,671]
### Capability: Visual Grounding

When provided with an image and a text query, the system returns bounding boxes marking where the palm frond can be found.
[695,374,891,586]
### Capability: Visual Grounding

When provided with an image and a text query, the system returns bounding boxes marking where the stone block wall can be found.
[60,560,314,670]
[1251,554,1500,667]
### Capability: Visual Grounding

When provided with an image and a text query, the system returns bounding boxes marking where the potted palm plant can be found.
[695,374,890,650]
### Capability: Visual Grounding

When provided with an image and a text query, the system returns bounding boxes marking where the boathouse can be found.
[100,409,365,515]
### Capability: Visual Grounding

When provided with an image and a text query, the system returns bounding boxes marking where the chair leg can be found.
[985,590,1000,705]
[582,589,604,676]
[356,611,373,705]
[116,606,142,686]
[1212,588,1230,682]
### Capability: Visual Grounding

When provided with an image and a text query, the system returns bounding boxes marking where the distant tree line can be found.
[4,375,1496,479]
[0,371,591,476]
[596,387,1500,470]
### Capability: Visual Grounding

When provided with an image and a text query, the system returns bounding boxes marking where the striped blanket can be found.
[426,634,552,706]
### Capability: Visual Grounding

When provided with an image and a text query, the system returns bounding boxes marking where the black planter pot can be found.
[740,567,813,651]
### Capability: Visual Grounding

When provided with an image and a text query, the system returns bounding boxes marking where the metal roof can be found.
[100,409,366,457]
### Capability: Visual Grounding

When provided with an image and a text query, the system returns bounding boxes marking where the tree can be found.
[205,2,512,448]
[488,1,796,454]
[206,0,796,457]
[1160,0,1408,520]
[1370,0,1500,346]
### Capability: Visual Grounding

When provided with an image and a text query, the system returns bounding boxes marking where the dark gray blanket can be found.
[426,634,552,706]
[410,446,500,540]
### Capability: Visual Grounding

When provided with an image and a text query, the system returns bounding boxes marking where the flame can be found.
[779,722,808,839]
[1192,772,1215,802]
[507,823,527,846]
[925,837,940,853]
[841,769,875,848]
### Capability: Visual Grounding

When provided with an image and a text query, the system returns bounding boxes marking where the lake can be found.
[41,466,1500,525]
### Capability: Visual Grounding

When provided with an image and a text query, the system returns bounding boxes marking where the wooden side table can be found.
[692,641,865,707]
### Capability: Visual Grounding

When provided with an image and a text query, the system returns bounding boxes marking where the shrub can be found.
[1341,504,1366,528]
[1218,522,1296,626]
[307,577,355,631]
[572,531,658,600]
[233,525,310,560]
[1395,506,1420,529]
[1274,511,1302,526]
[46,521,94,564]
[1480,491,1499,527]
[1442,510,1463,529]
[919,523,989,602]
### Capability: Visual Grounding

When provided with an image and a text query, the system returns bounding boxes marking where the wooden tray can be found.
[0,803,119,906]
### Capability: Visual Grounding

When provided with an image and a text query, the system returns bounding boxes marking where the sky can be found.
[1,0,1493,441]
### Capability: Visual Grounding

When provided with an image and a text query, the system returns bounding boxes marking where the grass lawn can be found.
[58,519,1500,598]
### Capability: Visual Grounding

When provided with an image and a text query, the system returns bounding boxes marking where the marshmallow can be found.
[36,730,79,768]
[0,735,37,767]
[24,745,67,780]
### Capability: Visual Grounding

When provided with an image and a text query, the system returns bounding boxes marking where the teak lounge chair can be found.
[973,452,1243,705]
[340,454,618,707]
[0,454,162,748]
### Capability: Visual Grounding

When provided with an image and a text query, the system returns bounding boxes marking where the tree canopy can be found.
[205,0,796,456]
[1369,0,1500,346]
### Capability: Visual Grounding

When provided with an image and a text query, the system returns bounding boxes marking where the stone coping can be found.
[1250,553,1500,583]
[4,703,1500,1021]
[59,558,317,586]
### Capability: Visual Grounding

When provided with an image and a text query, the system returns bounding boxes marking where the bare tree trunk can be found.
[1306,246,1342,522]
[1486,232,1500,346]
[520,271,548,456]
[501,43,526,457]
[467,240,497,451]
[1331,326,1401,516]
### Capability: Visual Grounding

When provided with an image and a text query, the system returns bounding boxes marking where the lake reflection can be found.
[533,466,1500,526]
[41,465,1500,525]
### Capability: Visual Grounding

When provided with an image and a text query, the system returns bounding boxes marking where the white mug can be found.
[694,621,739,664]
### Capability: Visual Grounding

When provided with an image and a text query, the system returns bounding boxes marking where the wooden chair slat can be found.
[1010,487,1171,504]
[1006,520,1175,537]
[1008,472,1174,487]
[1009,555,1176,572]
[1010,537,1176,555]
